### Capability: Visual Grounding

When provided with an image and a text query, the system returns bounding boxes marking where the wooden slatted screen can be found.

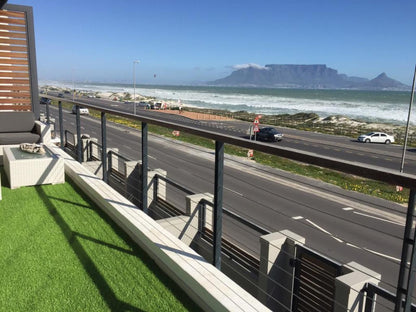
[0,9,31,111]
[292,246,343,312]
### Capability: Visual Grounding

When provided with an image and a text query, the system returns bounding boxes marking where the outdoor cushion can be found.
[0,132,40,145]
[0,112,35,133]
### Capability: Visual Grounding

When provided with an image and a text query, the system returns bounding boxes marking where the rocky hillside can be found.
[210,64,409,90]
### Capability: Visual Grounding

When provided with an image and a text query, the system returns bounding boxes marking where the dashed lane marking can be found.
[224,187,243,197]
[292,216,303,220]
[306,219,343,243]
[363,247,401,263]
[342,207,354,211]
[353,211,403,226]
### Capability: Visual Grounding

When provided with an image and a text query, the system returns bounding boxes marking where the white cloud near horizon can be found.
[231,63,268,70]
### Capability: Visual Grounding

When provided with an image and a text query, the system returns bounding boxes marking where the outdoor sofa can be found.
[0,111,51,165]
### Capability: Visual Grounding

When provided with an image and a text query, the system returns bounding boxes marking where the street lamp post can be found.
[400,65,416,173]
[133,60,140,114]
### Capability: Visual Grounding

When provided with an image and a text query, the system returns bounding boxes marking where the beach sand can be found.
[156,109,234,121]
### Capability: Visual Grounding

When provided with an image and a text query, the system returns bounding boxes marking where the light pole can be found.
[133,60,140,114]
[400,65,416,173]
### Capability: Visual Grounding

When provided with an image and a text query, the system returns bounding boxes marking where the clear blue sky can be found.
[14,0,416,85]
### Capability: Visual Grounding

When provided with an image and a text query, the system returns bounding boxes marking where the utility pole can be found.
[400,65,416,173]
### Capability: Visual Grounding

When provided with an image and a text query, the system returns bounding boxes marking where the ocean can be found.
[42,81,414,125]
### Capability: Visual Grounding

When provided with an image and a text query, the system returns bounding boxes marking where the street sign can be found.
[247,149,253,158]
[253,124,259,132]
[172,130,180,136]
[253,118,259,125]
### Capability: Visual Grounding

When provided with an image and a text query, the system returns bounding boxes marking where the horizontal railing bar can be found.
[201,199,271,235]
[155,174,195,196]
[48,96,416,189]
[365,283,416,311]
[108,149,132,162]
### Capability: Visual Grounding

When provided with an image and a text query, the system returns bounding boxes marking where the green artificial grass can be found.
[0,170,201,312]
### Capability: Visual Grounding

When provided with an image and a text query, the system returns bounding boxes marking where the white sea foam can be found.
[41,81,414,125]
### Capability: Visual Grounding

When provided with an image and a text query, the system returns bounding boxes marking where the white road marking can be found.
[342,207,354,211]
[306,219,344,243]
[306,219,332,235]
[363,247,401,263]
[346,243,360,249]
[292,216,303,220]
[353,211,403,226]
[224,187,243,197]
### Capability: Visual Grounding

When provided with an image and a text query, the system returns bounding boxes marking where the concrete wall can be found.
[258,230,305,311]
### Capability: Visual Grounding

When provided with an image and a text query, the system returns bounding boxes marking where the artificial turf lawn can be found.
[0,171,201,312]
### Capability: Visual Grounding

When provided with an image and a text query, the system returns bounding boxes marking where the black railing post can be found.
[108,151,113,175]
[141,122,148,214]
[395,189,416,312]
[153,174,158,204]
[364,284,375,312]
[75,105,82,162]
[213,140,224,269]
[101,112,107,183]
[58,101,64,148]
[198,202,206,234]
[405,191,416,311]
[46,100,50,124]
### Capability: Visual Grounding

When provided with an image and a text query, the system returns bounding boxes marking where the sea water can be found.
[42,81,414,125]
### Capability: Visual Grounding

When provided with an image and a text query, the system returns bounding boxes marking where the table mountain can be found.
[209,64,409,90]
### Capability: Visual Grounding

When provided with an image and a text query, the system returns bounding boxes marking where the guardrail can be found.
[44,95,416,311]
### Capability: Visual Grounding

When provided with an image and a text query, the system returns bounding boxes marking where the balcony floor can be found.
[0,168,201,311]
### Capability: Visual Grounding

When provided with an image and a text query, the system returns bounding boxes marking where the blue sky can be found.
[14,0,416,85]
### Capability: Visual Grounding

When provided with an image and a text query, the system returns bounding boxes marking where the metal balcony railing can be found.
[43,96,416,311]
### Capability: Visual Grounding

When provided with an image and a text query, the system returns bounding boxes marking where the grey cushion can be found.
[0,112,35,133]
[0,132,40,144]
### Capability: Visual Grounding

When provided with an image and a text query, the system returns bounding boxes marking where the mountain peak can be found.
[375,72,388,79]
[209,65,409,91]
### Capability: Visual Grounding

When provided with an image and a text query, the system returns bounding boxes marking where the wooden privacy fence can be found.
[0,5,38,114]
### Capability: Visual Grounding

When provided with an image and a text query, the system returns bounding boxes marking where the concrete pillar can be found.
[334,262,381,312]
[258,230,305,311]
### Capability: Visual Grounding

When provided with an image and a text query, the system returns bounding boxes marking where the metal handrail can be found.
[47,95,416,309]
[201,199,271,235]
[155,173,195,196]
[363,283,416,312]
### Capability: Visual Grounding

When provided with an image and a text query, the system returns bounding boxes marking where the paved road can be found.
[48,92,416,175]
[43,103,409,300]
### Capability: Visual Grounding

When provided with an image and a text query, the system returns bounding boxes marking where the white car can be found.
[357,132,394,144]
[71,105,89,115]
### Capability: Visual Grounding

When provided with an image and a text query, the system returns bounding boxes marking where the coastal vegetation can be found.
[50,99,409,204]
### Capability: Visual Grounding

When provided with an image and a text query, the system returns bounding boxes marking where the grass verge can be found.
[0,169,201,312]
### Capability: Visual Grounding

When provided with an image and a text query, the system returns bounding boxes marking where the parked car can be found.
[57,93,64,98]
[256,127,283,142]
[71,105,89,115]
[40,97,51,105]
[357,132,394,144]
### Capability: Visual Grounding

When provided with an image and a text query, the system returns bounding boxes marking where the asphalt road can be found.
[42,103,410,301]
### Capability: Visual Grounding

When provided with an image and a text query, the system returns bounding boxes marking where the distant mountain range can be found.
[209,64,409,91]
